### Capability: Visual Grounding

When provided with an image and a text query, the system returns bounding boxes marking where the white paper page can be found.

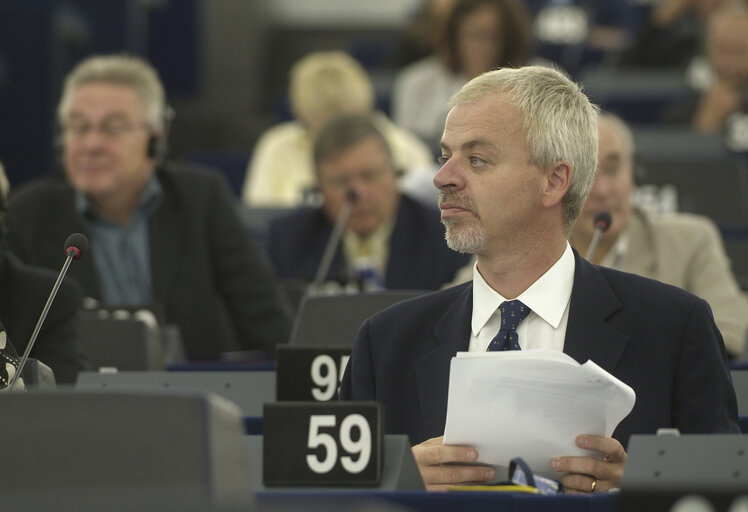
[443,350,635,474]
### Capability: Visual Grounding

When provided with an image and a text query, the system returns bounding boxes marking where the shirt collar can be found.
[471,242,576,335]
[75,172,163,223]
[342,215,396,276]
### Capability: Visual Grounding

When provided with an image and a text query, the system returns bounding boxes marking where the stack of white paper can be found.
[443,350,636,475]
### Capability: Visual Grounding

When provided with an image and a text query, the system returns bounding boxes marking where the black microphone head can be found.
[345,188,359,205]
[593,211,612,232]
[64,233,89,260]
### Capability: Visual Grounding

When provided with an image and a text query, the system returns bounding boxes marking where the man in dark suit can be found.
[265,114,470,291]
[0,160,87,385]
[0,250,88,384]
[340,66,739,492]
[5,54,291,359]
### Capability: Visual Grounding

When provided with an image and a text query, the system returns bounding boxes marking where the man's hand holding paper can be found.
[441,350,635,491]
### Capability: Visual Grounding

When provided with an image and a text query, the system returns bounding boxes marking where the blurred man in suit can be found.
[451,112,748,357]
[5,54,292,359]
[570,113,748,357]
[265,114,471,291]
[0,161,87,384]
[341,66,738,492]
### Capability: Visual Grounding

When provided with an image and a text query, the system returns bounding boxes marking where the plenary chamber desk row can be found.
[5,384,748,512]
[5,349,746,511]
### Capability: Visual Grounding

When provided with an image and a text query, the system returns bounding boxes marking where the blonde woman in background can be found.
[241,51,434,208]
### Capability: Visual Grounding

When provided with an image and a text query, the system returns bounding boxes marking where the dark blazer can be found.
[0,251,88,383]
[265,194,471,290]
[5,164,292,358]
[340,250,740,448]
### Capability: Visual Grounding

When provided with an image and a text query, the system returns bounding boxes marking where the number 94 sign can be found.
[263,402,382,486]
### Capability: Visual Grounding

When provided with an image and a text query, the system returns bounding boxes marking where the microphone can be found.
[8,233,89,391]
[584,212,612,261]
[309,189,359,294]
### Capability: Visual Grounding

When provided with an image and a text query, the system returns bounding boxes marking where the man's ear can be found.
[542,161,572,208]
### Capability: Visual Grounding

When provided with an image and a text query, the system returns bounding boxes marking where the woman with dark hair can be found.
[392,0,532,144]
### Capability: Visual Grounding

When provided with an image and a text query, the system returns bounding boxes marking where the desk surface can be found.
[256,489,619,512]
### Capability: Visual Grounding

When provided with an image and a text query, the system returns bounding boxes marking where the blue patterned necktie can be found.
[487,300,531,351]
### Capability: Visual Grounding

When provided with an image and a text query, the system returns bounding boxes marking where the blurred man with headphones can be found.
[4,54,292,360]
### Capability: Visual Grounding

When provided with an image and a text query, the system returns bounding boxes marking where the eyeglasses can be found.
[61,118,150,140]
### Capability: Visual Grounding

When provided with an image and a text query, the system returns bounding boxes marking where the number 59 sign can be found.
[263,402,382,486]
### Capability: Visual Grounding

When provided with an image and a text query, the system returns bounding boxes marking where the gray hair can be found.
[450,65,599,227]
[57,54,166,130]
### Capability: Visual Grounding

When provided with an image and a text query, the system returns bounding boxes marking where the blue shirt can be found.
[76,174,163,305]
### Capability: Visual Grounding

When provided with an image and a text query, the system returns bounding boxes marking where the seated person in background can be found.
[392,0,532,144]
[618,0,729,70]
[690,1,748,133]
[242,51,434,208]
[526,0,638,77]
[390,0,458,68]
[341,66,738,492]
[451,112,748,357]
[0,161,88,384]
[570,113,748,357]
[265,114,471,291]
[5,54,292,360]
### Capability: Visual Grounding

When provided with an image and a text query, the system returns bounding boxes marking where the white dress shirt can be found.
[469,243,575,352]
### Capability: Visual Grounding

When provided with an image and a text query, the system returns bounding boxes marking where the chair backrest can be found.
[620,433,748,511]
[76,370,276,416]
[637,154,748,225]
[0,390,254,510]
[76,314,166,371]
[732,369,748,415]
[21,358,56,388]
[582,70,691,125]
[288,291,424,347]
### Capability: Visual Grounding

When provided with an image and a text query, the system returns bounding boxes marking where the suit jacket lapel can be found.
[415,284,472,438]
[564,251,629,375]
[149,175,187,302]
[53,191,100,298]
[383,198,413,287]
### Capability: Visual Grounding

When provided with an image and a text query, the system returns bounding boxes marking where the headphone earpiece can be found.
[146,105,174,162]
[146,133,169,162]
[147,135,159,159]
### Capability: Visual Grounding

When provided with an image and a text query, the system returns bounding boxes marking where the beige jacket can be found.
[449,208,748,356]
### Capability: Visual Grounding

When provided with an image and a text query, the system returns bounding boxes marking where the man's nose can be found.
[433,158,464,192]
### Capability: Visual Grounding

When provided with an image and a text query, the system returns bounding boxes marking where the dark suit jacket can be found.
[0,251,88,383]
[265,194,471,290]
[5,164,292,358]
[340,250,740,448]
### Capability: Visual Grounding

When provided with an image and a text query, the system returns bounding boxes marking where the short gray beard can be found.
[443,218,487,254]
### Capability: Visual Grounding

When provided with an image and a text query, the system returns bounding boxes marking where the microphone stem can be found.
[8,253,74,391]
[584,227,603,261]
[310,201,353,293]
